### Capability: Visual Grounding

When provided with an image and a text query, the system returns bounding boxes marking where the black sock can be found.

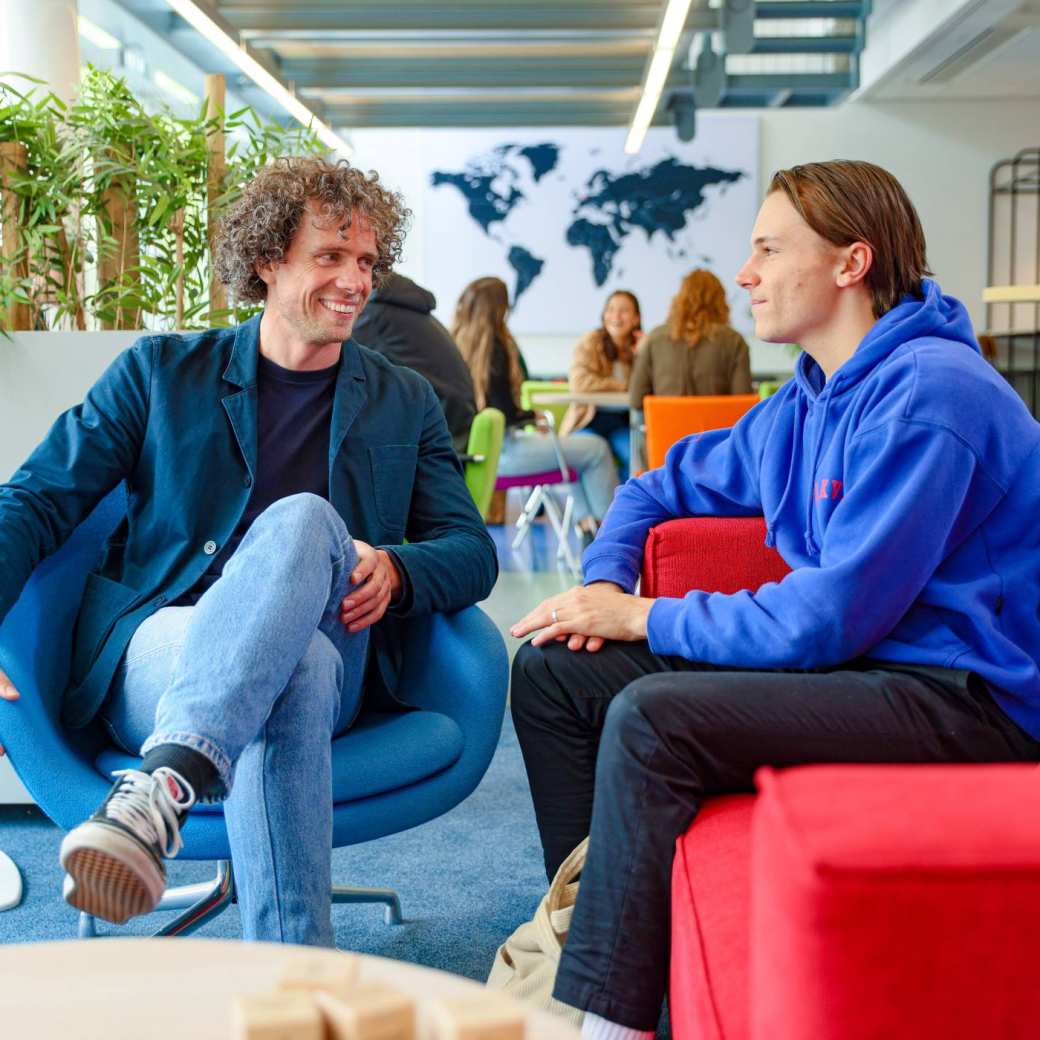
[139,743,219,809]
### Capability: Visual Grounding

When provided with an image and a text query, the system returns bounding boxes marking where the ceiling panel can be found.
[114,0,869,129]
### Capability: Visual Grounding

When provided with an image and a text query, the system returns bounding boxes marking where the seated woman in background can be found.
[560,290,643,481]
[629,268,752,409]
[453,277,618,544]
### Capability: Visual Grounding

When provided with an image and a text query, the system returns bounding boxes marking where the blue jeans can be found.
[100,493,369,946]
[498,429,618,521]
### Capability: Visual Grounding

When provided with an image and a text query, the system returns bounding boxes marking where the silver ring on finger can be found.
[551,608,559,623]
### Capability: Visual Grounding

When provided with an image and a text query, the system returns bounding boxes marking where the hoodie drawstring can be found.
[765,393,806,549]
[803,385,834,556]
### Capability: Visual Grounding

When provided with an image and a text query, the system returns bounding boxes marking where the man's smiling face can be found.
[735,189,846,347]
[259,202,378,350]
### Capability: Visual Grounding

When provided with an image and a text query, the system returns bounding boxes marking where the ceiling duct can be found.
[917,24,1022,84]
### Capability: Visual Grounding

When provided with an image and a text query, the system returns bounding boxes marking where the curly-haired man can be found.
[0,157,497,943]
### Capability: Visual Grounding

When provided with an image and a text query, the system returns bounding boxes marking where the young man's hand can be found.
[510,581,654,651]
[0,667,19,758]
[340,540,402,633]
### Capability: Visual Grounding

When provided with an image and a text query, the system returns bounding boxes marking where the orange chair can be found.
[644,394,759,469]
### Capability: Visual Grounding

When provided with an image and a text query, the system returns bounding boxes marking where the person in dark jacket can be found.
[0,157,497,944]
[353,272,477,453]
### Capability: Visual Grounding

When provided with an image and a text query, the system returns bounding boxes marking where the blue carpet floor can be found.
[0,717,547,971]
[0,530,672,1036]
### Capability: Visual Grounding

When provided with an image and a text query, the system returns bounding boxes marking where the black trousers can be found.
[509,639,1040,1030]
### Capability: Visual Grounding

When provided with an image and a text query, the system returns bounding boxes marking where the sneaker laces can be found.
[106,768,196,859]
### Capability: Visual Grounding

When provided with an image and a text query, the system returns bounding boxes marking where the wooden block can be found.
[315,983,416,1040]
[278,952,361,1001]
[427,994,526,1040]
[232,991,324,1040]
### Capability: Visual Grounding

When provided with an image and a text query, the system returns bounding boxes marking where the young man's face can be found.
[259,203,377,349]
[735,190,846,346]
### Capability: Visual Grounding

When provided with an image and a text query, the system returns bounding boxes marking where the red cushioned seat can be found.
[648,517,1040,1040]
[749,764,1040,1040]
[671,796,756,1040]
[641,517,789,599]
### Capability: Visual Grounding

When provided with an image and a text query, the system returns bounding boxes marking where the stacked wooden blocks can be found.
[232,953,526,1039]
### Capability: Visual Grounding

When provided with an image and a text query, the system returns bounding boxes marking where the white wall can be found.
[756,97,1040,336]
[357,97,1040,376]
[0,331,138,802]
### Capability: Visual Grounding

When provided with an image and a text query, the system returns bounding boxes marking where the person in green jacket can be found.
[0,157,497,944]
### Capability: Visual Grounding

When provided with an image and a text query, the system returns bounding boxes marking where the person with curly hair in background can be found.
[629,268,752,410]
[560,291,644,481]
[0,157,497,943]
[453,276,618,546]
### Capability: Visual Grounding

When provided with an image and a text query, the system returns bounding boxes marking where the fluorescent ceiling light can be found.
[160,0,352,156]
[154,69,200,106]
[625,0,694,155]
[78,15,121,51]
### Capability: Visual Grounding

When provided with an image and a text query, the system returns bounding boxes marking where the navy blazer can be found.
[0,314,498,728]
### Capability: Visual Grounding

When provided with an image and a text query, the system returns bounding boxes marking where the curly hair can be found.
[214,156,410,303]
[667,269,731,346]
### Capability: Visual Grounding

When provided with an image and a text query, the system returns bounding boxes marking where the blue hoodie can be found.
[584,279,1040,740]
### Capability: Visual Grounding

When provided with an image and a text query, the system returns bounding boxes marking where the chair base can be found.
[77,859,235,939]
[511,484,580,576]
[332,884,404,926]
[75,863,405,935]
[0,850,22,912]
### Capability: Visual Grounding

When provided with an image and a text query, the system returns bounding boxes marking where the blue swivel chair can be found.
[0,488,508,937]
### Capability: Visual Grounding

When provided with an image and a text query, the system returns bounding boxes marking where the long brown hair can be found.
[451,277,525,411]
[667,269,730,346]
[769,160,931,317]
[598,290,642,363]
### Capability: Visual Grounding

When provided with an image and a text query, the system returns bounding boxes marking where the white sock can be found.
[581,1010,655,1040]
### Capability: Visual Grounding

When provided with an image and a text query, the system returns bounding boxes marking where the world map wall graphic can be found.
[354,122,759,337]
[433,145,746,310]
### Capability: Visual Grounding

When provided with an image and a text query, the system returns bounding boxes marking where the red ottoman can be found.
[750,764,1040,1040]
[671,795,757,1040]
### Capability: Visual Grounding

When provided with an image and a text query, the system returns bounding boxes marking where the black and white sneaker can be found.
[59,767,195,924]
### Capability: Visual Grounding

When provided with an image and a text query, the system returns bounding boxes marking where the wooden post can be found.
[172,207,185,329]
[205,74,228,321]
[57,224,86,330]
[98,149,140,330]
[0,142,31,331]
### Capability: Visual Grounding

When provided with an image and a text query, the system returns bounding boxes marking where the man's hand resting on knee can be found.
[510,582,654,652]
[340,540,402,633]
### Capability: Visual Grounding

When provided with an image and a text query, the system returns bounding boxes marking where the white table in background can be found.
[530,390,640,468]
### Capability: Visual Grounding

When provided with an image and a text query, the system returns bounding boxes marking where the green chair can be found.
[520,380,570,432]
[463,407,505,520]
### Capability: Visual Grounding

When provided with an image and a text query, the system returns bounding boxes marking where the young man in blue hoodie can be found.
[509,159,1040,1040]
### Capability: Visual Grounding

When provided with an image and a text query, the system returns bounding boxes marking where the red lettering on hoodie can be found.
[816,478,844,501]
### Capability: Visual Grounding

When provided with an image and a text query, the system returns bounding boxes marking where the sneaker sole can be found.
[60,824,165,925]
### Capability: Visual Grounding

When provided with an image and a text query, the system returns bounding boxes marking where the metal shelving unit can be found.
[986,147,1040,416]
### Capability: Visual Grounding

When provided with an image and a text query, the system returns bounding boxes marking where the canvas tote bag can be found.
[486,837,589,1026]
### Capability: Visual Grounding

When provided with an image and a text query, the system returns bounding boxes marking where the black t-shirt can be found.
[176,353,339,604]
